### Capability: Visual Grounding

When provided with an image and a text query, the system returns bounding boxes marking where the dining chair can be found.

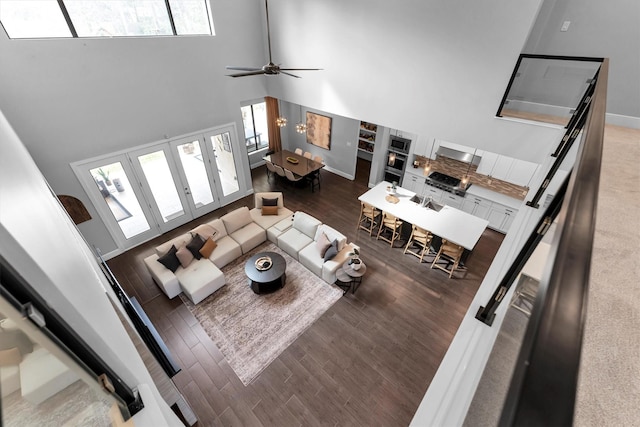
[430,239,465,278]
[303,151,312,159]
[357,202,380,236]
[284,168,304,184]
[294,148,303,155]
[265,160,277,179]
[376,211,403,247]
[403,225,434,262]
[313,155,323,164]
[273,164,286,178]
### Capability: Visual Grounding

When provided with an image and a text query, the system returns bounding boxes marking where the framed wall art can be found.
[306,111,332,150]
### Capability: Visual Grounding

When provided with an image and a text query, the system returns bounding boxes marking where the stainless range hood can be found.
[436,146,481,166]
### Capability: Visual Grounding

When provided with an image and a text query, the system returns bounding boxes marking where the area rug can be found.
[180,242,343,385]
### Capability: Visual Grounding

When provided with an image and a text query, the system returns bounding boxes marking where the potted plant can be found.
[347,248,362,271]
[97,168,112,186]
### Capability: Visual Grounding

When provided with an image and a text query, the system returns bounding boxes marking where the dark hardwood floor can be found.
[107,158,504,426]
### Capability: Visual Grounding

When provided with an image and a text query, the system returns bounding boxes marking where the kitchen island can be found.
[358,182,489,251]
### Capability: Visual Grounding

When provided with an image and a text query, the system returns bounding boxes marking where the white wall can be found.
[524,0,640,119]
[0,0,269,254]
[0,110,180,425]
[266,0,563,162]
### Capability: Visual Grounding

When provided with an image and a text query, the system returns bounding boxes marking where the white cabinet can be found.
[403,172,425,193]
[441,193,464,209]
[461,196,492,219]
[506,159,539,186]
[487,203,517,233]
[412,135,430,157]
[492,156,514,180]
[476,151,498,175]
[423,185,444,202]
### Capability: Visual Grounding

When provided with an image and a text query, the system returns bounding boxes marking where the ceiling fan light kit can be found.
[226,0,321,78]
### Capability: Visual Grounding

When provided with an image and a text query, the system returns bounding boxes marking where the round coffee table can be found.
[245,252,286,294]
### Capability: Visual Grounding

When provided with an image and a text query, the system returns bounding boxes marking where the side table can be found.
[335,260,366,295]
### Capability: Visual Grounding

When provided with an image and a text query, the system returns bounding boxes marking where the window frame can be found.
[0,0,215,39]
[241,100,270,154]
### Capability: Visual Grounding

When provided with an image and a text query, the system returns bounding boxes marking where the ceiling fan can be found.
[226,0,321,78]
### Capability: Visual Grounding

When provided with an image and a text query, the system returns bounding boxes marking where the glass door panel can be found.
[130,146,193,233]
[209,131,240,197]
[171,137,219,216]
[89,162,151,240]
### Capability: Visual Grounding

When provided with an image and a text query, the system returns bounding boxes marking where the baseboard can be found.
[605,113,640,129]
[323,166,354,181]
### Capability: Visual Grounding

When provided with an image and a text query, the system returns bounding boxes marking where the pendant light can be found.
[461,149,477,188]
[276,98,287,127]
[424,138,436,175]
[295,104,307,133]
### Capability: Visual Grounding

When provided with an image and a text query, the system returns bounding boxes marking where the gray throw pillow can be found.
[323,239,339,262]
[186,234,206,260]
[262,197,278,207]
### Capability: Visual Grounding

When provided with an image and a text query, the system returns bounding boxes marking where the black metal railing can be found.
[494,58,608,426]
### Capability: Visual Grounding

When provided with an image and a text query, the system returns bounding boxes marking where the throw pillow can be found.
[261,206,279,216]
[324,239,339,262]
[199,237,217,258]
[316,232,332,257]
[157,245,181,272]
[175,245,194,268]
[190,224,218,241]
[262,197,279,207]
[186,233,206,260]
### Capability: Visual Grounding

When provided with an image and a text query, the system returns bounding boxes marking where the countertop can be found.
[465,184,523,209]
[359,182,489,250]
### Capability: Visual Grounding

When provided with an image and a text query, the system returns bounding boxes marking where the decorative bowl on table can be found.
[255,256,272,271]
[286,157,299,164]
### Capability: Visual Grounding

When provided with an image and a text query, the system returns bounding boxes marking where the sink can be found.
[425,201,444,212]
[410,195,444,212]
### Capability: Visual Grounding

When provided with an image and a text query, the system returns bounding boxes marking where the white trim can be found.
[323,165,354,180]
[504,99,573,117]
[605,113,640,129]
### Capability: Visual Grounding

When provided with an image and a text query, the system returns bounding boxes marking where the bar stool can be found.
[376,211,403,247]
[357,202,380,235]
[403,225,434,262]
[430,239,464,278]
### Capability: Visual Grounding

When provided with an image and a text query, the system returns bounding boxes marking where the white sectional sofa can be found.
[279,212,359,284]
[144,192,356,304]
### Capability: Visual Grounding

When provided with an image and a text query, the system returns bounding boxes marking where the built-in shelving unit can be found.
[357,121,378,159]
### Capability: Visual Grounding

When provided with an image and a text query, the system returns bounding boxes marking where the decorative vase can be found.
[350,258,362,271]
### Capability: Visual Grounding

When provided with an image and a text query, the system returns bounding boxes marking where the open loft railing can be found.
[497,54,603,127]
[471,57,608,425]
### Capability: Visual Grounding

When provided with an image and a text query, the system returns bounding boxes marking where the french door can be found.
[73,123,244,251]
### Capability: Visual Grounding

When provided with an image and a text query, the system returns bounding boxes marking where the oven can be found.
[386,150,407,172]
[384,169,403,184]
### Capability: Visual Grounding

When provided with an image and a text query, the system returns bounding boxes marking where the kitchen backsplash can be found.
[413,155,528,200]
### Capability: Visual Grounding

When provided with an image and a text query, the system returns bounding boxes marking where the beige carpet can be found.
[181,242,343,385]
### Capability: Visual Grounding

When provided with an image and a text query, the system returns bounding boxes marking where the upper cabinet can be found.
[476,151,538,187]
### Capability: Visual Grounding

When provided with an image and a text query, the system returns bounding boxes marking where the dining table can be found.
[358,181,489,251]
[264,149,325,177]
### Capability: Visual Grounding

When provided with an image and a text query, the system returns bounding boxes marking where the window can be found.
[0,0,214,39]
[241,102,270,153]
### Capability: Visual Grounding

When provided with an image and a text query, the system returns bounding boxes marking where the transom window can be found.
[0,0,214,39]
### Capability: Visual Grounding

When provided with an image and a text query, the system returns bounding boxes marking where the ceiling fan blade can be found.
[227,70,268,78]
[279,68,323,71]
[279,71,301,78]
[226,66,262,71]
